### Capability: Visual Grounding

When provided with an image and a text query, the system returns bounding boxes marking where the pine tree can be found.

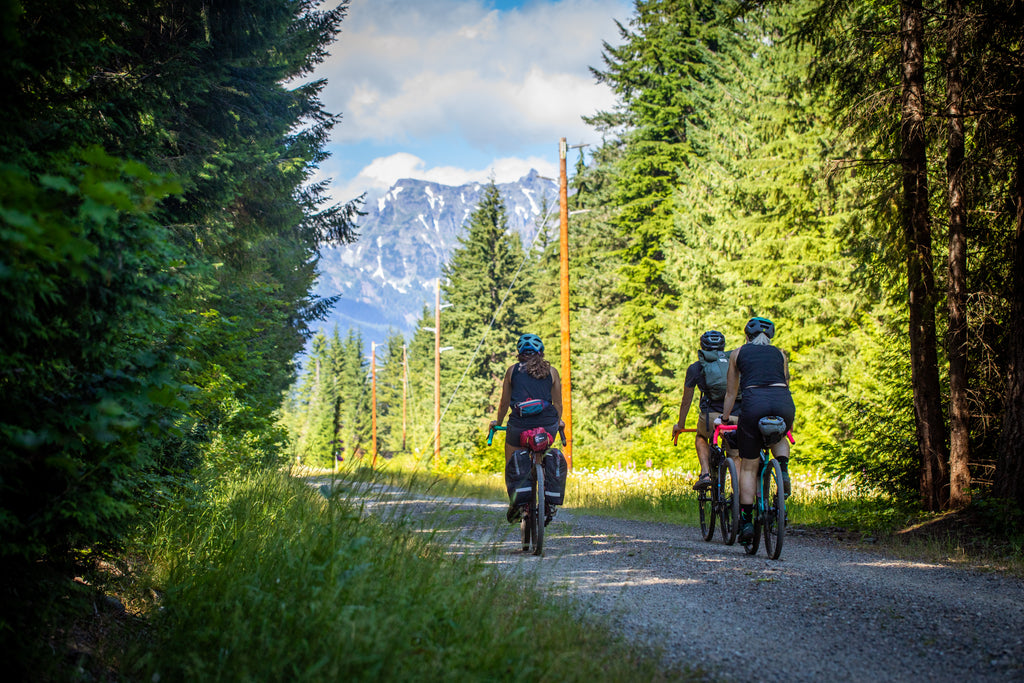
[439,181,530,460]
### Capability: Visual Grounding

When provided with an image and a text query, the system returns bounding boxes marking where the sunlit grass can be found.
[130,467,688,681]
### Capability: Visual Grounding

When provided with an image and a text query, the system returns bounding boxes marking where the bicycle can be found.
[673,427,739,545]
[714,417,794,560]
[487,424,565,556]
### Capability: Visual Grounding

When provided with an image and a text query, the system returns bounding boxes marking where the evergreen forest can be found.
[287,0,1024,516]
[2,0,1023,676]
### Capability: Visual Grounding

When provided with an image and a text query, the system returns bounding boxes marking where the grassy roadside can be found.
[60,468,692,682]
[365,455,1024,577]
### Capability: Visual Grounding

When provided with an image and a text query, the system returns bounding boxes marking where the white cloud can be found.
[333,152,559,203]
[319,0,630,149]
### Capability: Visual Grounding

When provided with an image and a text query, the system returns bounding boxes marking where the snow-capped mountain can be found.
[312,170,559,342]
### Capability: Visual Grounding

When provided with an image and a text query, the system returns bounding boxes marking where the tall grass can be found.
[134,468,687,681]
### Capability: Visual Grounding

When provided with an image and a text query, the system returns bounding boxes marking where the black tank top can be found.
[509,364,559,424]
[736,343,787,389]
[511,363,553,405]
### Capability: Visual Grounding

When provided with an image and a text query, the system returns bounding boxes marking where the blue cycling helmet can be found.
[744,316,775,340]
[516,333,544,355]
[699,330,726,351]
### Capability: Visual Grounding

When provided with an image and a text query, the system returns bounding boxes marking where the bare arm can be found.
[672,386,695,437]
[550,366,563,421]
[721,348,741,422]
[490,366,514,427]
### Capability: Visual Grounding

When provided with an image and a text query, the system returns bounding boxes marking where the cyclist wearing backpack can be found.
[672,330,740,490]
[718,316,795,543]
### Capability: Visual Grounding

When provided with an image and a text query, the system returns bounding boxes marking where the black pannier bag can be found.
[505,448,533,507]
[543,449,568,506]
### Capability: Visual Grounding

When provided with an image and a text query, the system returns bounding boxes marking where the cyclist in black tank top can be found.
[490,334,563,464]
[719,317,795,543]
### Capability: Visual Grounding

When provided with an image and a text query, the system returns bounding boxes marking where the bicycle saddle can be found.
[757,416,788,445]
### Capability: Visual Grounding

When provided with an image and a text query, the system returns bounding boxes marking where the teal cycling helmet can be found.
[744,316,775,340]
[516,333,544,355]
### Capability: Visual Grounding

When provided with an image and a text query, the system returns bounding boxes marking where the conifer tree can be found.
[590,0,728,423]
[439,181,529,460]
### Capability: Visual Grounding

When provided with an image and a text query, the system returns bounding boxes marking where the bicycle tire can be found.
[719,456,739,545]
[533,462,545,556]
[698,487,715,541]
[762,458,786,559]
[744,457,764,555]
[521,511,531,551]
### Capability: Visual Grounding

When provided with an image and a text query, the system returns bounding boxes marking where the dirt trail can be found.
[326,482,1024,682]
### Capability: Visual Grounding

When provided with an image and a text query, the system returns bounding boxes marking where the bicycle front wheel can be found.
[762,458,786,559]
[532,463,545,556]
[520,510,531,551]
[719,456,739,545]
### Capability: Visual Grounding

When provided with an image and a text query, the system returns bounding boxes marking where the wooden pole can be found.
[402,344,408,451]
[434,278,441,462]
[371,341,378,468]
[559,137,573,469]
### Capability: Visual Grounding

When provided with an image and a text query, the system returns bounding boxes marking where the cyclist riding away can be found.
[718,316,795,543]
[490,333,563,521]
[672,330,740,490]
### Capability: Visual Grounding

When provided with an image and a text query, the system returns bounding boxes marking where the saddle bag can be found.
[757,416,788,446]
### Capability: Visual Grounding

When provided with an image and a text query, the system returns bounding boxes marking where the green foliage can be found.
[440,180,531,457]
[139,469,681,682]
[0,0,358,569]
[0,149,185,560]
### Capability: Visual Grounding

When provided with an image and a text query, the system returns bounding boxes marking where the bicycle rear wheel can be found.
[532,463,545,556]
[719,456,739,545]
[698,487,715,541]
[762,458,786,559]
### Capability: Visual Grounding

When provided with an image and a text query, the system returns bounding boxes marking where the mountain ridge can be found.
[312,170,560,344]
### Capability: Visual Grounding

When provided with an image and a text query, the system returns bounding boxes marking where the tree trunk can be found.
[993,92,1024,508]
[946,0,971,508]
[901,0,949,511]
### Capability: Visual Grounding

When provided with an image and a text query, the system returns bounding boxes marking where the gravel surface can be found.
[327,482,1024,682]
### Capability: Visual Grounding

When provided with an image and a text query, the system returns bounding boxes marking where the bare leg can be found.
[739,456,759,505]
[694,436,711,476]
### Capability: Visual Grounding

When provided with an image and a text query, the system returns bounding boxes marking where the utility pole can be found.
[559,137,574,469]
[402,344,408,451]
[434,278,441,462]
[371,341,378,468]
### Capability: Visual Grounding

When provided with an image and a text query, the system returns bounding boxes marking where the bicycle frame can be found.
[674,427,739,545]
[713,423,794,560]
[488,424,566,557]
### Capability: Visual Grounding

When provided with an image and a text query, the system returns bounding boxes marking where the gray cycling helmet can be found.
[744,316,775,340]
[516,333,544,355]
[699,330,726,351]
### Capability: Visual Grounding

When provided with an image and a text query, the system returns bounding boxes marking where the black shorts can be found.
[737,387,794,460]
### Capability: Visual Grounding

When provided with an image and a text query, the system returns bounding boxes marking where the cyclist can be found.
[490,334,563,518]
[671,330,740,490]
[718,316,795,543]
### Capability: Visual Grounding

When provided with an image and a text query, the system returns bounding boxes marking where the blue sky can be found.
[308,0,633,204]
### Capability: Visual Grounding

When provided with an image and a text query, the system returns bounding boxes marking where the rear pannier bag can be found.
[543,449,568,506]
[505,449,533,507]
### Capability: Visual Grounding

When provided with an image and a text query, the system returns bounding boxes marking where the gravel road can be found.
[330,482,1024,682]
